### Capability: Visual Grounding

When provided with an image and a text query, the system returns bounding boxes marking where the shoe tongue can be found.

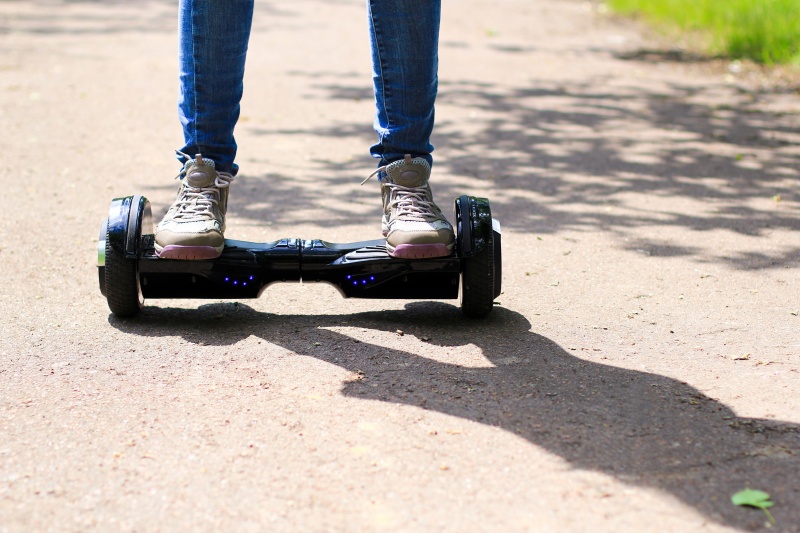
[386,162,429,188]
[185,164,217,188]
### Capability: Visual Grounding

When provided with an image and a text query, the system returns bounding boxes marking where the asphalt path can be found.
[1,1,799,531]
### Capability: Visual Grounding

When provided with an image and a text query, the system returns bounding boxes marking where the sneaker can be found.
[364,155,455,259]
[154,153,234,260]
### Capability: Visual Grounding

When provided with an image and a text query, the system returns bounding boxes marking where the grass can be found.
[607,0,800,64]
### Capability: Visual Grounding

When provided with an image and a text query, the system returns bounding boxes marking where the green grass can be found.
[607,0,800,64]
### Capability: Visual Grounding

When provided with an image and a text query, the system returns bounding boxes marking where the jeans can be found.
[178,0,440,175]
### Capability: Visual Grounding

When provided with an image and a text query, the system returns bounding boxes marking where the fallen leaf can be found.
[732,488,772,507]
[732,489,776,525]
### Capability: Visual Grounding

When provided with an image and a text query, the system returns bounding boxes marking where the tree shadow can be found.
[0,0,176,36]
[110,302,800,530]
[236,71,800,271]
[0,0,293,36]
[617,48,725,64]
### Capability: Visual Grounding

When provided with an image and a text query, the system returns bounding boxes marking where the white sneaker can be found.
[154,153,234,260]
[365,155,454,259]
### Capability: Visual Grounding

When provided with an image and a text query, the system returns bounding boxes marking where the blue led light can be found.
[225,277,230,282]
[353,281,358,286]
[233,280,238,285]
[370,276,375,281]
[249,275,254,280]
[362,280,367,285]
[346,275,352,280]
[243,282,248,286]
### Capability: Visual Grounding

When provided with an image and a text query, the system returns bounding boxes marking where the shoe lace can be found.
[171,153,234,221]
[386,183,439,221]
[362,165,438,222]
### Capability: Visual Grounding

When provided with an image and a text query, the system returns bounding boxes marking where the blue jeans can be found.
[178,0,440,175]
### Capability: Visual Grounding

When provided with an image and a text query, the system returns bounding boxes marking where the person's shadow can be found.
[112,302,800,530]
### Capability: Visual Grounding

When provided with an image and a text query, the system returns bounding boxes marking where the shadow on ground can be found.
[0,0,291,36]
[111,302,800,531]
[226,70,799,271]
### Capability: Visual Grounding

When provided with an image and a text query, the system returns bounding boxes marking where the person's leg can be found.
[366,0,454,259]
[156,0,254,260]
[178,0,254,175]
[367,0,439,167]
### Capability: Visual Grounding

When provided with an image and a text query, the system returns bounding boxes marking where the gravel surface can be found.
[1,1,799,531]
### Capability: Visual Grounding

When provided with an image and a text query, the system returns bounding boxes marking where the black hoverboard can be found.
[97,195,501,318]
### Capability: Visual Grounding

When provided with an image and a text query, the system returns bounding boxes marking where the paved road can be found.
[2,1,799,531]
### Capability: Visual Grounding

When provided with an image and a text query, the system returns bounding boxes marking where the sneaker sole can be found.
[386,243,453,259]
[155,244,222,260]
